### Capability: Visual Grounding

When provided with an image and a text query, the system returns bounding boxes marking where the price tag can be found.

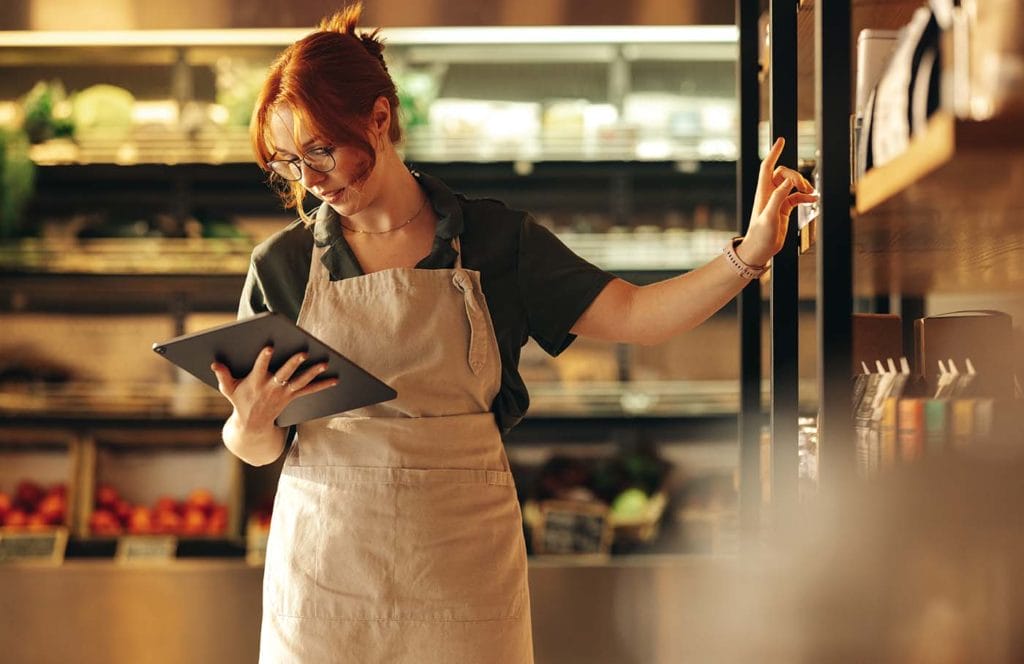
[535,500,612,556]
[115,535,178,563]
[0,528,68,565]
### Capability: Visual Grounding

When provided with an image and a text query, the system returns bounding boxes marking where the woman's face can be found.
[267,105,381,216]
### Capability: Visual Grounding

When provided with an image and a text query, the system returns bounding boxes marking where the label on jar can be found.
[115,535,178,563]
[0,527,69,565]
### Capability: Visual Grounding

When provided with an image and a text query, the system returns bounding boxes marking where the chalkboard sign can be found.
[0,528,68,565]
[115,535,178,563]
[534,500,612,556]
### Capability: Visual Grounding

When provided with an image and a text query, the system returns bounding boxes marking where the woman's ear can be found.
[370,96,391,136]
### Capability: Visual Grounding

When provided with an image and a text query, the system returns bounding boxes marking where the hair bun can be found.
[359,33,388,69]
[318,4,387,70]
[318,3,363,35]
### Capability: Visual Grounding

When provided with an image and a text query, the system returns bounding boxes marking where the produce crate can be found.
[77,432,242,543]
[607,490,669,543]
[0,431,80,564]
[523,488,669,559]
[0,432,80,531]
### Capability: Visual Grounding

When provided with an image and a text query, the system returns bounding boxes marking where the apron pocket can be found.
[392,469,527,622]
[312,478,398,621]
[263,474,324,619]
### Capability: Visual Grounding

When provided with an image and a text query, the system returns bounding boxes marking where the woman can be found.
[211,4,815,662]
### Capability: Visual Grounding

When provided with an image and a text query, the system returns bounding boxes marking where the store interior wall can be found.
[0,0,735,30]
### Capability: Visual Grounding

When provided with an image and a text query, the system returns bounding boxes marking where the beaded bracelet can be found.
[722,236,768,280]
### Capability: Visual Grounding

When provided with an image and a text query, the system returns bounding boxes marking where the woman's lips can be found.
[322,188,345,203]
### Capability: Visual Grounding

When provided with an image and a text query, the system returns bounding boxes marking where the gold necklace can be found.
[339,196,429,235]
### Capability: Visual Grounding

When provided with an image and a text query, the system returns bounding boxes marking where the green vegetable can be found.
[0,126,37,238]
[21,80,73,143]
[611,488,650,519]
[71,84,134,131]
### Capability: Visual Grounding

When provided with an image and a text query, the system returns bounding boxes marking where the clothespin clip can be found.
[935,359,956,399]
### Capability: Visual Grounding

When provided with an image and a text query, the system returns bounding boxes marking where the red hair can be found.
[250,3,402,223]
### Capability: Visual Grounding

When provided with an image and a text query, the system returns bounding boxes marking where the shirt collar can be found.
[310,170,463,280]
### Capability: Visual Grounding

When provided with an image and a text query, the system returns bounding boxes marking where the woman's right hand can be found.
[210,346,338,430]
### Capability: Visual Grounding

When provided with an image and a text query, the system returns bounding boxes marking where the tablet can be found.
[153,312,397,427]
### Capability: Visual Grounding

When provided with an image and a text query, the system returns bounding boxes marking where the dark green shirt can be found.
[238,170,615,434]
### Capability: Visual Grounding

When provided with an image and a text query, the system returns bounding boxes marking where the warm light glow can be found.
[0,25,737,49]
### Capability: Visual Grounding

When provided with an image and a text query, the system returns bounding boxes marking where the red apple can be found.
[47,483,67,498]
[154,496,180,516]
[206,506,228,536]
[127,506,155,535]
[14,481,44,512]
[4,509,28,529]
[37,493,67,525]
[89,509,122,536]
[155,509,182,534]
[114,500,133,526]
[26,513,50,532]
[186,488,216,516]
[0,491,11,520]
[182,507,207,536]
[95,484,119,510]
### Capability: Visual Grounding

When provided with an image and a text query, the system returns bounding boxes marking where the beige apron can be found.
[259,236,534,663]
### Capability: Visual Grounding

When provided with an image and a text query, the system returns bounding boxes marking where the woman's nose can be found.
[300,162,326,188]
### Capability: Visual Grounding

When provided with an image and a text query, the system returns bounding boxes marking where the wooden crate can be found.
[0,429,81,534]
[77,431,242,542]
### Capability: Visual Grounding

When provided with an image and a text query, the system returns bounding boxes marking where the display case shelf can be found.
[0,26,737,61]
[0,380,738,423]
[0,233,729,274]
[28,128,738,167]
[0,379,820,428]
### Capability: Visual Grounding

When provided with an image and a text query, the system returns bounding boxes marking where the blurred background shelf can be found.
[0,380,741,422]
[0,231,737,312]
[0,379,818,429]
[0,23,751,578]
[27,128,739,166]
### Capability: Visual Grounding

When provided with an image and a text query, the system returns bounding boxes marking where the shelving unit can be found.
[0,26,755,566]
[749,0,1024,520]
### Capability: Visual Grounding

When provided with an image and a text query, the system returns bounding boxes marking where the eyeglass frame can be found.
[266,146,337,182]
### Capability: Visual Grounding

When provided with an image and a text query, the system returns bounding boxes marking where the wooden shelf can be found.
[852,111,1024,295]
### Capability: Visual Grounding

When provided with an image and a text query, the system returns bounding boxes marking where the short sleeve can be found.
[518,215,615,356]
[237,260,269,320]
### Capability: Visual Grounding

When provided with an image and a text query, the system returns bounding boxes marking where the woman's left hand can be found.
[737,136,818,267]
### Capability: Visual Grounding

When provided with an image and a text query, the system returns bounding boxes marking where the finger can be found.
[780,192,819,219]
[765,178,796,216]
[275,351,309,383]
[772,167,814,194]
[210,362,238,396]
[789,192,819,205]
[759,137,785,177]
[292,376,339,399]
[252,345,274,377]
[286,362,329,392]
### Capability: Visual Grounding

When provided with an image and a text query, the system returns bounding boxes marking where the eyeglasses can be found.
[267,146,336,181]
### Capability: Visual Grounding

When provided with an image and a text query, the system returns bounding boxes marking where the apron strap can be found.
[452,236,463,269]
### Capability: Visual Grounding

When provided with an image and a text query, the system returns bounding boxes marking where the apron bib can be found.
[259,237,534,663]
